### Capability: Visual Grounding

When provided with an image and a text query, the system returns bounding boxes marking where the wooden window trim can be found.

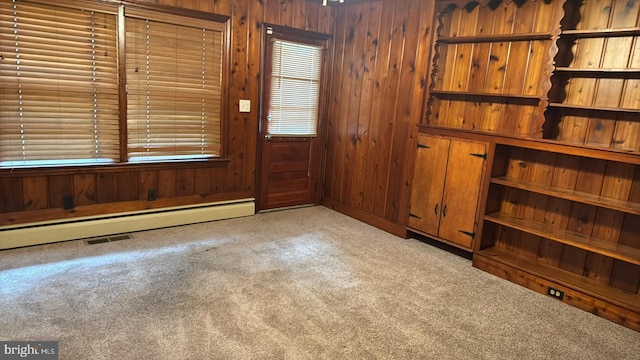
[0,157,231,178]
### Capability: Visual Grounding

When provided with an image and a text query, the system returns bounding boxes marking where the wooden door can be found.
[257,25,330,211]
[438,140,487,248]
[259,137,317,210]
[408,134,450,236]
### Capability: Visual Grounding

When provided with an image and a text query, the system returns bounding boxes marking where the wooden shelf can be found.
[438,32,552,43]
[429,90,540,100]
[548,103,640,114]
[561,27,640,38]
[484,213,640,266]
[476,247,640,313]
[418,125,640,165]
[554,67,640,78]
[490,177,640,215]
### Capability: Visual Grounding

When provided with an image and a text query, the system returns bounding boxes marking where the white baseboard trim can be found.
[0,198,255,250]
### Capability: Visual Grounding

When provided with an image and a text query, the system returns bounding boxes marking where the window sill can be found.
[0,157,230,177]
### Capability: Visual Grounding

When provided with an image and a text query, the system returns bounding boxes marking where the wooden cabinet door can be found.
[438,140,487,248]
[408,134,450,236]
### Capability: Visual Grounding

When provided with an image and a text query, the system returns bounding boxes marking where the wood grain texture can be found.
[322,0,435,227]
[1,0,333,227]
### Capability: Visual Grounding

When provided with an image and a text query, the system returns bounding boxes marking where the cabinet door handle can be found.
[442,205,447,217]
[434,203,439,215]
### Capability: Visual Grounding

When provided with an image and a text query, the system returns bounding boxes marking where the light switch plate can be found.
[239,99,251,113]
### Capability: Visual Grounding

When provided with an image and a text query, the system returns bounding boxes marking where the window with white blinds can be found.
[268,40,322,136]
[125,11,223,161]
[0,0,119,167]
[0,1,226,168]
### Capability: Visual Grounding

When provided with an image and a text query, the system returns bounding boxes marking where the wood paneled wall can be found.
[321,0,435,236]
[0,0,334,227]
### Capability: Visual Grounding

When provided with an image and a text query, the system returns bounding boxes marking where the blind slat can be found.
[1,0,226,166]
[126,16,223,160]
[0,0,120,166]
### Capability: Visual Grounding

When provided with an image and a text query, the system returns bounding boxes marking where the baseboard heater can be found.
[0,198,255,250]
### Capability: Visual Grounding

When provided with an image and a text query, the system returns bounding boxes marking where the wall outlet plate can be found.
[147,189,157,201]
[547,286,564,300]
[239,99,251,113]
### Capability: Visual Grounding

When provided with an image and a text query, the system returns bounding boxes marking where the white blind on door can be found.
[269,39,322,136]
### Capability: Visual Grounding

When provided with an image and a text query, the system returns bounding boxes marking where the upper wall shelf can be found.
[430,90,541,101]
[561,27,640,38]
[438,32,552,43]
[553,67,640,78]
[548,103,640,115]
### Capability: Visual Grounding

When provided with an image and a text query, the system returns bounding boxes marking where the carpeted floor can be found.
[0,206,638,359]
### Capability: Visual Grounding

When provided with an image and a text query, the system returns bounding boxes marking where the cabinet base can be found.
[473,253,640,332]
[407,227,473,253]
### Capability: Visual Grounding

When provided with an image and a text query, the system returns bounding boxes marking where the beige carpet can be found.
[0,206,638,359]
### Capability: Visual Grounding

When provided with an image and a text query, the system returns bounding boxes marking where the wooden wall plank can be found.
[585,0,638,148]
[226,0,250,193]
[291,0,306,29]
[361,0,395,214]
[138,170,159,200]
[158,170,177,198]
[73,174,96,206]
[96,173,119,204]
[343,4,368,209]
[386,0,431,221]
[518,151,556,259]
[557,0,610,144]
[48,175,73,208]
[350,2,380,209]
[371,0,409,219]
[613,28,640,151]
[22,176,48,211]
[176,169,195,196]
[305,1,320,32]
[326,6,349,204]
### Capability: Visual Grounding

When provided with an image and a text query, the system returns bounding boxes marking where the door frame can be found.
[256,23,333,211]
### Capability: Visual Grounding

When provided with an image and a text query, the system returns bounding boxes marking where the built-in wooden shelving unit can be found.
[415,0,640,331]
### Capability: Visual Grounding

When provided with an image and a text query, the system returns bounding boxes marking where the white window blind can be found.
[269,39,322,136]
[0,0,119,166]
[125,12,223,161]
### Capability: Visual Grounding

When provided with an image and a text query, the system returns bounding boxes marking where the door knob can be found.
[265,134,272,141]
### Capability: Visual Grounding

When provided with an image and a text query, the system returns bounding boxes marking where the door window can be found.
[267,39,322,136]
